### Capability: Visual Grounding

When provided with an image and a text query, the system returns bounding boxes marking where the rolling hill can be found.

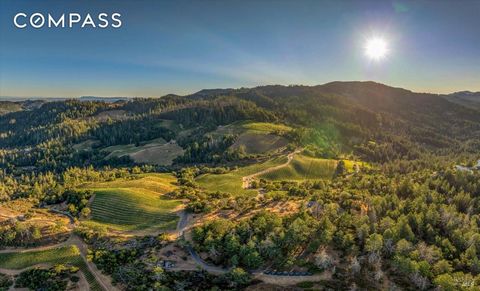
[2,81,480,174]
[196,156,288,196]
[259,154,360,181]
[0,245,102,291]
[81,173,182,234]
[446,91,480,110]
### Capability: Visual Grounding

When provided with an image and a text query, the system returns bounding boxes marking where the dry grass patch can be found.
[196,156,288,196]
[103,138,184,165]
[72,139,99,151]
[0,200,71,246]
[92,109,129,122]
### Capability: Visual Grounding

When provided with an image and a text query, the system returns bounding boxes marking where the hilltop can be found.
[1,81,479,171]
[446,91,480,110]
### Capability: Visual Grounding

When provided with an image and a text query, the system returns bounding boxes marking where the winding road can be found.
[178,148,314,278]
[1,149,311,289]
[70,234,118,291]
[178,149,321,283]
[177,210,229,274]
[242,149,302,189]
[0,213,117,291]
[185,244,229,274]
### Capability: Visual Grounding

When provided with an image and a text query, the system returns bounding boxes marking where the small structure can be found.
[159,260,175,269]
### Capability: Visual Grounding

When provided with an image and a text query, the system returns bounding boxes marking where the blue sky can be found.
[1,0,479,97]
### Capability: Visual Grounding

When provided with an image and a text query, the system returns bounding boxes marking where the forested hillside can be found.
[1,82,480,290]
[446,91,480,110]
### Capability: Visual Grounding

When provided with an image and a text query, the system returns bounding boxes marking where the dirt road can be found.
[69,234,118,291]
[0,236,74,254]
[242,149,302,189]
[177,210,229,274]
[0,234,117,291]
[253,271,331,285]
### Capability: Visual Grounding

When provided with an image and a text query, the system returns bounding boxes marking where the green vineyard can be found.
[196,156,288,195]
[0,246,103,291]
[81,174,182,233]
[260,155,338,181]
[89,187,181,232]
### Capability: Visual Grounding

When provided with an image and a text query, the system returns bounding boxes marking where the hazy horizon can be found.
[1,80,479,100]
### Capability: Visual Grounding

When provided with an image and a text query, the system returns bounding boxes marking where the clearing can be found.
[211,121,292,154]
[103,138,184,165]
[82,173,182,234]
[231,133,289,155]
[259,154,365,181]
[0,199,71,246]
[72,139,99,151]
[90,109,129,122]
[213,121,292,136]
[195,156,288,196]
[0,245,103,291]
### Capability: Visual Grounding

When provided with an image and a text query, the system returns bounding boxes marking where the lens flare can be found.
[365,37,388,61]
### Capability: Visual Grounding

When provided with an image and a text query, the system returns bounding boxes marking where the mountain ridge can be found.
[446,90,480,110]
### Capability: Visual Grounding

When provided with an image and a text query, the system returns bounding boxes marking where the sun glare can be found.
[365,37,388,61]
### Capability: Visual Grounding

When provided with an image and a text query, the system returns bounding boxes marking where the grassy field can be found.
[260,154,365,181]
[213,121,292,135]
[72,139,99,151]
[0,101,22,115]
[85,173,177,192]
[240,122,292,133]
[82,174,181,233]
[0,245,102,291]
[0,199,71,244]
[92,109,128,122]
[102,138,184,166]
[196,156,288,196]
[260,155,337,181]
[231,133,288,154]
[211,121,292,154]
[103,138,166,157]
[130,142,184,165]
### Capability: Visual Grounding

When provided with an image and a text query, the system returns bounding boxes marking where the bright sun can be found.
[365,37,388,61]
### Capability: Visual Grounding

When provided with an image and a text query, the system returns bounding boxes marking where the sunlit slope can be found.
[0,246,102,291]
[102,138,184,166]
[231,133,288,154]
[196,156,288,195]
[212,121,292,154]
[259,154,364,181]
[82,174,181,233]
[0,101,22,115]
[259,154,337,180]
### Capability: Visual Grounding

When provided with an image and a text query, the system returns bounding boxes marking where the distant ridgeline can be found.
[0,96,131,102]
[0,81,479,173]
[446,91,480,110]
